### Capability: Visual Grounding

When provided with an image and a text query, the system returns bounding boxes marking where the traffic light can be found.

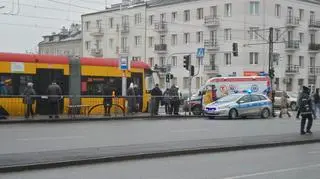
[269,68,275,79]
[166,74,170,83]
[232,43,238,57]
[190,65,195,76]
[183,55,191,70]
[170,74,174,79]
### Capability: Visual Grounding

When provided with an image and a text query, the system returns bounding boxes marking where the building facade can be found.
[82,0,320,93]
[39,24,82,57]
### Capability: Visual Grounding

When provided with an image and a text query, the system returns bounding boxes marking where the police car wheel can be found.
[229,109,238,119]
[261,108,270,119]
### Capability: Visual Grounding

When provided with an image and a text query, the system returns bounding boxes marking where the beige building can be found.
[38,24,82,57]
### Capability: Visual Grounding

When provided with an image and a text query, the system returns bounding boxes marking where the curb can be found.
[0,115,203,124]
[1,138,319,173]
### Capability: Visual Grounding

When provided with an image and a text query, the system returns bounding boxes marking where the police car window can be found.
[239,95,251,103]
[258,95,267,100]
[251,95,261,102]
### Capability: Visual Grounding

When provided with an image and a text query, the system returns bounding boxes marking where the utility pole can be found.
[268,27,276,117]
[188,55,192,116]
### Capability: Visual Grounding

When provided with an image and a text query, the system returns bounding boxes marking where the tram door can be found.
[35,69,65,115]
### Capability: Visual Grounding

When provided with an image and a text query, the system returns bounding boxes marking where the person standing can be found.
[163,88,170,114]
[150,84,162,115]
[103,83,113,116]
[23,82,36,119]
[47,81,62,119]
[127,83,136,114]
[299,86,315,135]
[134,84,142,112]
[279,91,291,118]
[169,85,179,115]
[313,88,320,117]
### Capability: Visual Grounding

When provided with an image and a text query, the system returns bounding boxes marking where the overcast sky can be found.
[0,0,121,53]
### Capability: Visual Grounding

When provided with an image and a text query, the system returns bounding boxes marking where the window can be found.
[184,33,190,44]
[172,56,177,67]
[122,15,129,25]
[225,3,232,17]
[109,18,114,28]
[196,31,203,43]
[196,77,201,89]
[299,33,304,44]
[134,36,142,47]
[184,10,190,21]
[160,35,165,44]
[249,27,259,40]
[85,21,91,31]
[183,77,189,89]
[172,77,177,86]
[249,1,260,15]
[148,15,154,25]
[311,32,316,44]
[160,13,166,22]
[275,28,280,41]
[299,56,304,68]
[96,20,102,28]
[249,52,259,64]
[310,11,315,21]
[148,37,154,48]
[171,34,178,45]
[197,8,204,20]
[148,57,154,66]
[258,95,267,101]
[239,95,251,103]
[224,28,232,41]
[85,41,91,50]
[159,78,165,89]
[225,53,231,65]
[134,13,142,24]
[298,79,304,86]
[275,4,281,17]
[172,12,177,22]
[159,57,166,66]
[251,95,261,102]
[299,9,304,21]
[109,39,113,49]
[95,40,101,49]
[210,6,217,17]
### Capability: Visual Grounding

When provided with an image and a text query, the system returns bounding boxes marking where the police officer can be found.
[299,86,316,135]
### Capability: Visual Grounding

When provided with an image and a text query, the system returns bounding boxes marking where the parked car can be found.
[274,91,298,111]
[203,93,272,119]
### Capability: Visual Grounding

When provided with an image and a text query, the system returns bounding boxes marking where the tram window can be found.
[18,76,33,95]
[81,77,122,95]
[0,75,12,95]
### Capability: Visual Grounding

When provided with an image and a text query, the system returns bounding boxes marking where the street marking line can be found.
[221,163,320,179]
[16,136,85,141]
[170,129,210,133]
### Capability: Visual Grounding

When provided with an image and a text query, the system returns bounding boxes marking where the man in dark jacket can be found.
[169,85,179,115]
[23,82,36,119]
[151,84,162,115]
[299,86,315,135]
[47,81,62,118]
[103,83,113,116]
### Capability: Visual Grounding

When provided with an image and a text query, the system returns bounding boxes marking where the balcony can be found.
[204,65,219,74]
[204,16,220,27]
[285,65,299,75]
[154,44,167,54]
[309,43,320,53]
[154,22,167,33]
[309,20,320,31]
[121,24,130,33]
[90,27,104,37]
[309,66,320,76]
[285,40,300,51]
[286,16,300,28]
[204,40,219,51]
[120,46,129,54]
[90,48,103,57]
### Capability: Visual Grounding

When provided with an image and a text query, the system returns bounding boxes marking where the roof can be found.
[0,52,151,69]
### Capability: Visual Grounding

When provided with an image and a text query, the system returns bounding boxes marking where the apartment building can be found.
[39,24,82,57]
[82,0,320,93]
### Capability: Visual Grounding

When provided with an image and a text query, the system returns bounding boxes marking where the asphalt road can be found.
[2,143,320,179]
[0,116,319,154]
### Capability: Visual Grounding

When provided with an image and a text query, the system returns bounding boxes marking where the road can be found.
[2,143,320,179]
[0,117,318,154]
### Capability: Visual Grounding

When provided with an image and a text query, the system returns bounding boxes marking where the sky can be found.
[0,0,121,53]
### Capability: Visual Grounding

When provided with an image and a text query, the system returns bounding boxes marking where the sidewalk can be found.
[0,132,319,172]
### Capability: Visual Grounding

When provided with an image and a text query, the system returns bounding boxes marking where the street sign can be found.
[120,56,128,70]
[196,48,205,58]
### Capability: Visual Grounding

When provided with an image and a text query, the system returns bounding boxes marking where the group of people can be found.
[23,81,62,119]
[150,84,181,116]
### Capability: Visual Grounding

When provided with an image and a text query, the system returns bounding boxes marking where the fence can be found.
[0,95,196,120]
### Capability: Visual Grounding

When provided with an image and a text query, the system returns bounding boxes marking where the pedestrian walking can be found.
[127,83,136,114]
[313,88,320,117]
[150,84,162,115]
[299,86,316,135]
[103,83,113,116]
[47,81,62,119]
[162,88,170,114]
[279,91,291,118]
[23,82,36,119]
[168,85,180,115]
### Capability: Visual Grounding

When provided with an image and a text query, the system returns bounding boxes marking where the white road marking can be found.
[16,136,85,141]
[220,163,320,179]
[308,151,320,154]
[170,129,210,133]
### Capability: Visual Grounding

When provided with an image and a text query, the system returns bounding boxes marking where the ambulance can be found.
[184,76,271,115]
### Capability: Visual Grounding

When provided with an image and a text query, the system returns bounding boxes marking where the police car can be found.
[204,93,272,119]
